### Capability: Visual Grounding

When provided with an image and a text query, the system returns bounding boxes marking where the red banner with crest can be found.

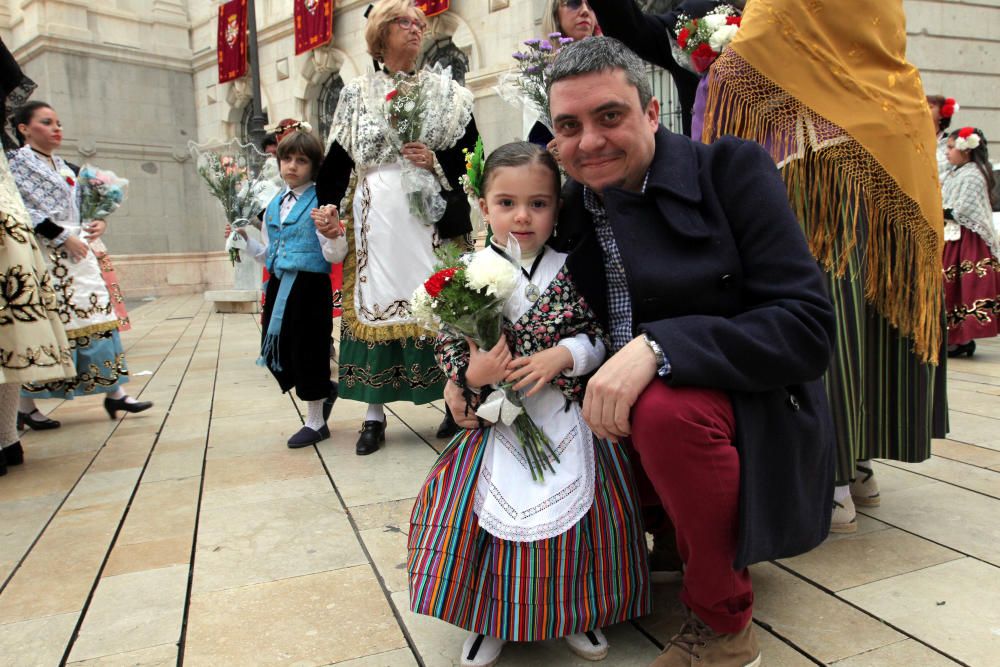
[295,0,335,55]
[217,0,248,83]
[416,0,449,18]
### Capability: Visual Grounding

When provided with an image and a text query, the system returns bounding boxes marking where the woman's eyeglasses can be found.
[393,16,427,32]
[559,0,589,10]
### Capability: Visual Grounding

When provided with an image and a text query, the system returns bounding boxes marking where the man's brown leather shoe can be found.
[650,612,760,667]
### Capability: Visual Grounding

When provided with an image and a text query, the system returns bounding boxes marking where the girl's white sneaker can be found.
[565,628,609,661]
[461,633,505,667]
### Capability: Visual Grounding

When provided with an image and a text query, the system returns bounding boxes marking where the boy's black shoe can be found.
[287,425,330,449]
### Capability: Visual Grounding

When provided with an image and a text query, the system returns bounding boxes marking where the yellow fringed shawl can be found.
[702,0,943,363]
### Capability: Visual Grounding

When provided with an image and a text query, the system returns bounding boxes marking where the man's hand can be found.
[506,346,573,397]
[444,380,481,429]
[582,335,658,441]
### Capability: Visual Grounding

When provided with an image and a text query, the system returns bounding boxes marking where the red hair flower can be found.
[386,89,399,102]
[424,267,457,298]
[954,127,981,151]
[940,97,957,118]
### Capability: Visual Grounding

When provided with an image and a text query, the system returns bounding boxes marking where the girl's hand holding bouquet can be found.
[506,346,574,398]
[465,335,513,394]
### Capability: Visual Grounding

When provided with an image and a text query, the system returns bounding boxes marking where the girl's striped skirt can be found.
[407,428,650,642]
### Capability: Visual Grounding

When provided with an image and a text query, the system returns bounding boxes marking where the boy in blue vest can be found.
[242,125,347,447]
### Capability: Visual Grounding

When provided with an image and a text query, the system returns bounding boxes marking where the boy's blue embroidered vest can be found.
[264,185,329,276]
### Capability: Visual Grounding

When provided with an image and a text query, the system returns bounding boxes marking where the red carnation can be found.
[677,27,690,50]
[958,126,975,139]
[386,89,399,102]
[65,176,75,187]
[690,42,718,74]
[423,267,457,298]
[726,16,742,26]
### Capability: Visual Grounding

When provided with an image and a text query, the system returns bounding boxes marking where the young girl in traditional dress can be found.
[407,142,649,667]
[239,127,346,447]
[941,127,999,358]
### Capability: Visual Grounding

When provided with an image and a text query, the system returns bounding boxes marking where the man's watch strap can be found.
[641,332,671,378]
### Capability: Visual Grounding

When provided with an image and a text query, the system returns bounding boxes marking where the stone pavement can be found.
[1,295,999,666]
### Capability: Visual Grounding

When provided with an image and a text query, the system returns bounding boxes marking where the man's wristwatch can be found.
[641,332,671,378]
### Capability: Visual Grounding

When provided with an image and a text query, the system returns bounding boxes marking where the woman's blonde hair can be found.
[365,0,426,62]
[541,0,562,38]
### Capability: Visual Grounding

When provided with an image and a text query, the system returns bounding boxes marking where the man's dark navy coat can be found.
[555,127,837,569]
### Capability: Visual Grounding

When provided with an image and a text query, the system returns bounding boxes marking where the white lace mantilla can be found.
[327,65,474,169]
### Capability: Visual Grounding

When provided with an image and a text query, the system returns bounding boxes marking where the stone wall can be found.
[904,0,1000,140]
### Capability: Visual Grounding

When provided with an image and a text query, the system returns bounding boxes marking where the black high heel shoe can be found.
[356,418,386,456]
[16,411,60,431]
[2,442,24,466]
[947,341,976,358]
[104,396,153,420]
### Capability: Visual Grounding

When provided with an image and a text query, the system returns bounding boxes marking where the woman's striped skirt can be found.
[823,218,947,485]
[407,428,650,642]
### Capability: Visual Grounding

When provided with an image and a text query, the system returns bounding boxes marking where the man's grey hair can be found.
[547,36,654,111]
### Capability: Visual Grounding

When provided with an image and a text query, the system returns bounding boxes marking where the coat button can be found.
[719,274,734,289]
[788,394,801,411]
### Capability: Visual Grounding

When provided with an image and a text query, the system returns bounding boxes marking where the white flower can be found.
[299,121,313,133]
[465,250,518,300]
[709,25,739,52]
[410,285,435,321]
[702,14,727,30]
[403,100,416,113]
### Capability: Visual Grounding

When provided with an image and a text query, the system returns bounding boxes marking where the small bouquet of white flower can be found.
[412,242,562,481]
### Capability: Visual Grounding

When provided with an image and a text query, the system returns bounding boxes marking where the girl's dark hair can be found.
[949,128,996,208]
[926,95,952,133]
[12,100,53,146]
[276,130,324,180]
[481,141,561,199]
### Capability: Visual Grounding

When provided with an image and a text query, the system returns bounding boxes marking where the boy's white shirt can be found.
[244,181,348,265]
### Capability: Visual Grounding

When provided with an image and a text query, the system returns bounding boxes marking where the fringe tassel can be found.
[257,332,281,372]
[703,59,942,364]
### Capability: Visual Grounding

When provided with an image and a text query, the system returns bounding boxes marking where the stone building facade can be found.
[1,0,998,296]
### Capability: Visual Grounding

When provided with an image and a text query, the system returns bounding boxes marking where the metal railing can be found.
[647,63,684,135]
